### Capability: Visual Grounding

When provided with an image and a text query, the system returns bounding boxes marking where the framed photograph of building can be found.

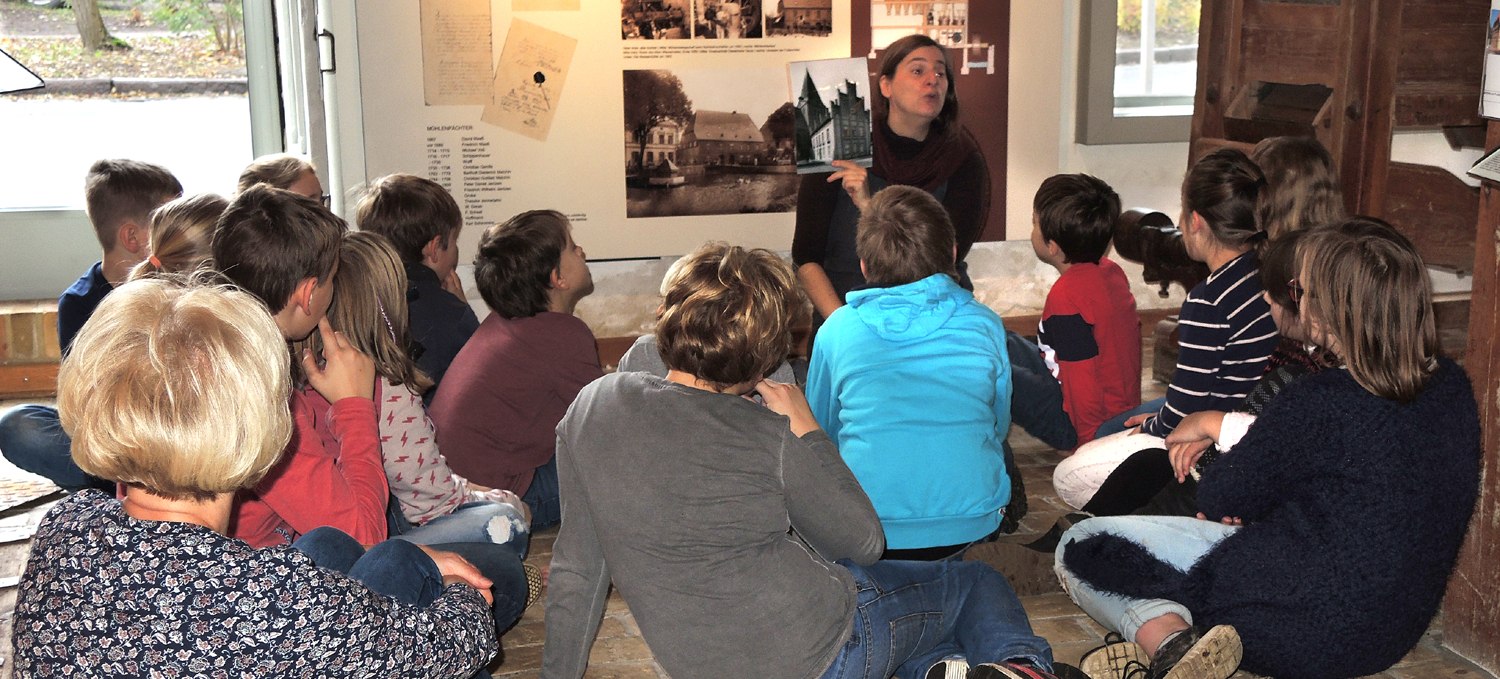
[624,67,800,218]
[788,56,873,173]
[766,0,834,37]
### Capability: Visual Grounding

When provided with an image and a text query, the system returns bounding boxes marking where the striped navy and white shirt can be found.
[1140,250,1279,437]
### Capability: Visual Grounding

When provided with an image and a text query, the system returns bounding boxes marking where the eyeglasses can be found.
[1286,278,1304,310]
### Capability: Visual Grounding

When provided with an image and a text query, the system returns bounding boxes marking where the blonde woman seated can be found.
[11,277,498,678]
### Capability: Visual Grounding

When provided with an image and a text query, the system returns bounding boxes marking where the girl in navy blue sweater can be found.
[1055,218,1480,679]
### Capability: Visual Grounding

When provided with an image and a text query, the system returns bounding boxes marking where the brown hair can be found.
[61,275,292,500]
[355,174,463,264]
[211,184,345,314]
[1181,148,1266,249]
[877,34,959,131]
[237,154,318,194]
[656,243,806,390]
[297,231,432,394]
[84,159,183,250]
[1299,217,1436,401]
[128,193,228,281]
[857,185,957,285]
[474,210,570,319]
[1032,173,1121,264]
[1251,136,1345,239]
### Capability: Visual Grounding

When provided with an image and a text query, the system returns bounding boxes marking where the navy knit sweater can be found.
[1065,359,1480,679]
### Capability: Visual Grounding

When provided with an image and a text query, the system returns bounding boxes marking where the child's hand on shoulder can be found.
[754,379,822,437]
[303,317,376,403]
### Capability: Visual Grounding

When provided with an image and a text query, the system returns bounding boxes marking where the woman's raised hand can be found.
[828,160,871,212]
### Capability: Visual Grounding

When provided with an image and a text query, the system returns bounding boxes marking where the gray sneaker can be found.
[1147,625,1242,679]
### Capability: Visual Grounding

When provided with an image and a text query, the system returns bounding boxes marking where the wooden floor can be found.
[0,361,1495,678]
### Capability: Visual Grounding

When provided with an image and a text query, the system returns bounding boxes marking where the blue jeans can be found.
[1054,515,1238,643]
[295,526,529,636]
[0,404,110,492]
[1093,396,1166,439]
[818,559,1054,679]
[293,526,448,606]
[1007,331,1078,452]
[523,456,561,530]
[395,501,531,560]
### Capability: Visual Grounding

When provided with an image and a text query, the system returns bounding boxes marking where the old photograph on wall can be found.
[765,0,833,37]
[788,57,872,174]
[695,0,764,38]
[624,67,799,218]
[622,0,691,39]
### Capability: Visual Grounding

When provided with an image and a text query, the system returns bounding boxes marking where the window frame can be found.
[1075,0,1193,145]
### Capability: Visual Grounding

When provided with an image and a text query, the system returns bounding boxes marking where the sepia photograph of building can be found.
[789,57,872,173]
[623,67,799,218]
[765,0,833,37]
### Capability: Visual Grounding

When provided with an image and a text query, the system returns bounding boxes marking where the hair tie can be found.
[1245,230,1270,244]
[148,255,163,269]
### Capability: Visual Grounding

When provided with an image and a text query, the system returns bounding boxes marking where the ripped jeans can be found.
[393,501,531,560]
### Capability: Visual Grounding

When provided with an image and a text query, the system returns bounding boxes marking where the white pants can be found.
[1051,429,1166,509]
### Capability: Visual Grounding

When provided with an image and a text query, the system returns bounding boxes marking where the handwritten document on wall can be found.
[420,0,493,106]
[482,19,577,141]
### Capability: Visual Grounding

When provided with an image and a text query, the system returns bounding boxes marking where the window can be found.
[1077,0,1197,144]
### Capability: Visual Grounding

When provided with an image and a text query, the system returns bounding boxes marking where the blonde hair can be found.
[128,193,228,281]
[237,154,317,194]
[299,231,432,393]
[1299,218,1436,401]
[59,276,292,500]
[1251,136,1345,239]
[656,243,806,390]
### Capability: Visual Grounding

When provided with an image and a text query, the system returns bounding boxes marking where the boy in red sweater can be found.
[1030,174,1140,448]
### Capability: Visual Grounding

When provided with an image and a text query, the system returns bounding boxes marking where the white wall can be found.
[1004,1,1187,240]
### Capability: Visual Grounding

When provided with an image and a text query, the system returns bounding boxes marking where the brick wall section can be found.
[0,301,62,399]
[0,301,60,365]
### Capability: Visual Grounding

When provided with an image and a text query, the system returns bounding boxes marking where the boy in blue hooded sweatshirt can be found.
[807,185,1013,560]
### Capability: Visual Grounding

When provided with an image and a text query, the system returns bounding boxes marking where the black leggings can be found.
[1080,448,1200,517]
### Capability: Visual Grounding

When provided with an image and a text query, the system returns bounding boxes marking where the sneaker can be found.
[926,657,970,679]
[522,562,544,609]
[1078,633,1152,679]
[1146,625,1241,679]
[969,660,1087,679]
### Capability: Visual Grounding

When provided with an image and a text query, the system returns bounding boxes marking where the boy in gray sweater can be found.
[541,243,1076,679]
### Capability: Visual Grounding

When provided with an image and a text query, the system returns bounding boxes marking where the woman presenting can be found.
[793,33,989,328]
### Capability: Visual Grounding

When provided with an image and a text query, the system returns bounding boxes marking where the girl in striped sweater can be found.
[1054,149,1280,510]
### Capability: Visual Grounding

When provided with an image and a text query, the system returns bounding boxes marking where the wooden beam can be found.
[1445,120,1500,674]
[0,363,58,400]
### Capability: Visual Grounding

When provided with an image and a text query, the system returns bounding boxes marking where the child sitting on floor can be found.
[1029,173,1140,448]
[301,231,532,553]
[805,185,1014,560]
[429,210,602,530]
[0,159,181,494]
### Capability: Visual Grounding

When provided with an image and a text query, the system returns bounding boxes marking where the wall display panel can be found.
[356,0,849,260]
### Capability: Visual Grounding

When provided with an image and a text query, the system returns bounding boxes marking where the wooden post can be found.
[1446,119,1500,673]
